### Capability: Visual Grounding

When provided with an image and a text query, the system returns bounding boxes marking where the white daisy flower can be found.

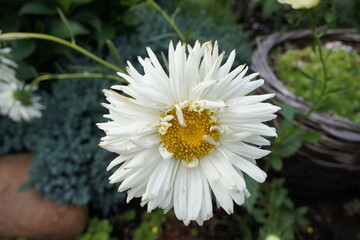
[98,41,280,225]
[0,80,44,122]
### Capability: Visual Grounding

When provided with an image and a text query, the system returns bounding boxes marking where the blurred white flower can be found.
[0,47,18,83]
[0,80,44,122]
[278,0,320,9]
[98,41,279,225]
[265,234,281,240]
[0,46,44,122]
[324,41,353,52]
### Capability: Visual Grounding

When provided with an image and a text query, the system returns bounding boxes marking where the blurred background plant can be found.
[0,0,359,239]
[274,45,360,124]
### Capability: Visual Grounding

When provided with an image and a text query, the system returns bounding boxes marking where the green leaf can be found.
[252,209,267,223]
[96,24,116,49]
[278,130,304,158]
[19,1,57,15]
[277,118,295,137]
[303,131,322,143]
[272,188,287,207]
[74,12,102,31]
[283,198,294,209]
[298,68,318,98]
[271,155,283,171]
[324,12,336,25]
[262,0,281,19]
[15,61,38,80]
[57,7,75,43]
[10,39,36,61]
[161,52,169,73]
[121,209,136,222]
[278,103,301,122]
[50,20,89,38]
[106,40,124,67]
[243,175,260,213]
[326,86,349,95]
[315,102,337,113]
[57,0,74,12]
[171,7,181,20]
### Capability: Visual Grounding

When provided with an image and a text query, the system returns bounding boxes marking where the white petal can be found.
[176,104,187,126]
[221,147,267,183]
[187,167,202,220]
[174,164,188,220]
[181,158,199,168]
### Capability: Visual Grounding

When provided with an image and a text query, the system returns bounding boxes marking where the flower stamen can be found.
[159,104,220,162]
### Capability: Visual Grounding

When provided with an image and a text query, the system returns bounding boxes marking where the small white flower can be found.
[98,41,280,225]
[0,80,44,122]
[278,0,320,9]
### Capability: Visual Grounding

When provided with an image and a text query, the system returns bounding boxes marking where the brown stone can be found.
[0,153,88,240]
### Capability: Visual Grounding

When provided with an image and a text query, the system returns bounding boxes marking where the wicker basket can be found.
[251,29,360,197]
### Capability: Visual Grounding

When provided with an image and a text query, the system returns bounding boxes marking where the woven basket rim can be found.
[251,28,360,142]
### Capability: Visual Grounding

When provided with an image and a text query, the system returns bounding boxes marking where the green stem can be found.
[0,32,125,73]
[309,10,329,109]
[147,0,186,42]
[265,10,330,172]
[30,73,126,88]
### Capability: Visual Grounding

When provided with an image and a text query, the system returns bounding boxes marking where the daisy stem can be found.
[266,11,329,173]
[29,73,126,88]
[147,0,187,43]
[309,10,329,110]
[0,32,125,74]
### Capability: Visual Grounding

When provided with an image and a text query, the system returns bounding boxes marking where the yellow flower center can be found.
[160,106,220,162]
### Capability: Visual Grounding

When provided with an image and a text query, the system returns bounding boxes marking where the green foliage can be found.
[173,0,238,25]
[133,209,165,240]
[243,175,260,213]
[0,117,31,155]
[276,121,304,159]
[25,75,124,214]
[75,218,117,240]
[332,0,360,29]
[0,0,141,77]
[260,0,283,19]
[274,46,360,124]
[120,209,137,222]
[268,103,322,171]
[0,0,135,47]
[243,179,309,240]
[10,39,36,61]
[258,179,309,240]
[115,3,253,68]
[19,1,57,15]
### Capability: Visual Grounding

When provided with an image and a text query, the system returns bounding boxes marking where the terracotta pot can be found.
[0,153,88,240]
